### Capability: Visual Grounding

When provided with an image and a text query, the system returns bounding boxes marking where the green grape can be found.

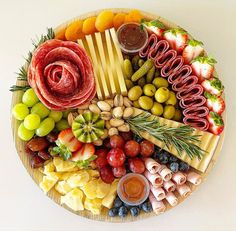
[62,109,72,119]
[18,123,35,141]
[12,103,29,120]
[36,118,55,137]
[55,119,70,131]
[49,110,63,122]
[22,88,39,107]
[24,114,41,130]
[31,102,50,119]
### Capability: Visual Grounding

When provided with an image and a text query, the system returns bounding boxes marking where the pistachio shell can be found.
[77,103,89,110]
[100,111,112,120]
[114,94,124,107]
[67,112,79,126]
[112,107,123,119]
[123,97,133,107]
[118,123,130,132]
[123,107,134,119]
[110,118,124,127]
[89,104,101,114]
[108,127,119,136]
[97,101,111,112]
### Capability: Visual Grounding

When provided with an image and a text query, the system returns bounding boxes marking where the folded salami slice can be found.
[172,75,198,92]
[148,40,169,61]
[168,65,192,84]
[161,56,184,77]
[139,34,158,58]
[179,95,206,108]
[176,84,204,100]
[183,116,209,131]
[183,106,209,118]
[154,49,177,69]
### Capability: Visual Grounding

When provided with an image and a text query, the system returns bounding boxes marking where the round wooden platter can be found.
[11,8,226,222]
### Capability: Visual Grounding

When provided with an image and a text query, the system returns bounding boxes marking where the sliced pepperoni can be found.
[176,84,204,100]
[155,49,177,69]
[149,40,169,60]
[183,117,209,131]
[161,56,184,77]
[168,65,192,84]
[139,34,158,58]
[172,75,198,91]
[179,95,206,108]
[183,106,209,118]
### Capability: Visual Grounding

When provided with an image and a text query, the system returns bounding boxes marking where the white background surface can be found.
[0,0,235,230]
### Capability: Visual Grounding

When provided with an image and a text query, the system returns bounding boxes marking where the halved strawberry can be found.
[207,111,224,135]
[71,143,95,162]
[58,128,82,152]
[141,19,165,39]
[205,92,225,115]
[182,39,204,64]
[163,28,188,53]
[202,77,224,96]
[191,55,217,82]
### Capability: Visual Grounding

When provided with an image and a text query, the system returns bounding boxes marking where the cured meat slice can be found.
[163,180,176,192]
[179,95,206,108]
[28,39,96,111]
[149,192,166,214]
[183,106,209,118]
[176,184,191,197]
[176,85,203,100]
[172,75,198,91]
[158,165,172,181]
[139,34,158,58]
[172,172,186,185]
[144,170,163,188]
[155,49,177,69]
[161,56,184,77]
[165,192,178,206]
[186,172,202,185]
[149,40,169,61]
[144,158,162,174]
[183,116,209,131]
[168,65,192,84]
[150,185,166,201]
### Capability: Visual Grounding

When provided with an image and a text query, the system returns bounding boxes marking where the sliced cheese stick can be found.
[149,192,166,214]
[176,184,191,197]
[163,180,176,192]
[158,165,172,181]
[150,185,166,201]
[144,170,163,188]
[172,172,187,185]
[186,171,202,185]
[165,192,178,206]
[144,158,161,174]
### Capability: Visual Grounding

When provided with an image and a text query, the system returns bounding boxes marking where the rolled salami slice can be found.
[186,172,202,185]
[165,192,178,206]
[172,75,198,92]
[183,106,209,118]
[144,158,162,174]
[149,40,169,60]
[176,84,204,100]
[172,172,186,185]
[168,65,192,84]
[183,116,209,131]
[149,192,166,214]
[163,180,176,192]
[179,95,206,108]
[155,49,177,69]
[158,166,172,182]
[176,184,191,197]
[139,34,158,58]
[150,185,166,201]
[161,56,184,77]
[144,170,163,187]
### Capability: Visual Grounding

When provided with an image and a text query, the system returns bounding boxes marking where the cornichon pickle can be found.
[131,59,154,82]
[123,59,133,79]
[138,59,145,67]
[131,55,140,71]
[146,66,155,83]
[138,77,146,87]
[125,79,134,90]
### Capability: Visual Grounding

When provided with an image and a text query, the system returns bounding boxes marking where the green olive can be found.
[138,77,146,88]
[151,102,164,116]
[152,77,169,88]
[123,59,133,79]
[133,100,141,108]
[165,91,177,105]
[128,86,143,101]
[131,55,140,71]
[155,87,170,103]
[143,84,156,97]
[155,69,160,77]
[138,96,154,110]
[163,105,176,120]
[173,109,182,121]
[125,79,134,90]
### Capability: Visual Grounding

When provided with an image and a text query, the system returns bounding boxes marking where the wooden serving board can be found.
[11,8,226,222]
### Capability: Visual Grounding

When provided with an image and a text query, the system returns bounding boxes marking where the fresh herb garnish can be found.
[76,155,97,169]
[52,140,72,160]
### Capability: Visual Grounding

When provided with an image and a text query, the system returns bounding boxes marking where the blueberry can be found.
[138,203,143,210]
[169,155,178,163]
[142,202,153,213]
[130,207,139,217]
[154,146,161,152]
[114,197,123,208]
[169,162,179,172]
[152,150,161,160]
[158,153,169,164]
[108,207,119,217]
[134,134,143,143]
[118,206,129,218]
[124,203,132,209]
[179,162,190,172]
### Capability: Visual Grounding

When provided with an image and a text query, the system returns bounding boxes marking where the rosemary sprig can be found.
[126,112,205,160]
[10,85,31,92]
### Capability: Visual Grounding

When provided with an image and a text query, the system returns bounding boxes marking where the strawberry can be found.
[191,55,217,82]
[207,111,224,135]
[71,143,95,162]
[204,92,225,115]
[57,128,83,152]
[141,19,165,38]
[202,77,224,96]
[182,39,204,63]
[163,28,188,53]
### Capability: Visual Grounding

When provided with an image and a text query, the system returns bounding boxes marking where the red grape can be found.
[140,140,154,157]
[120,131,133,141]
[124,140,140,157]
[96,149,108,157]
[103,138,111,149]
[95,149,108,169]
[99,166,115,183]
[107,148,126,167]
[112,165,126,178]
[128,157,145,174]
[110,135,125,149]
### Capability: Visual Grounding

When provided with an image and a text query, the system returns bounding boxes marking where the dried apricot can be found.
[55,27,66,40]
[82,16,97,35]
[113,13,126,30]
[125,10,143,23]
[95,10,114,32]
[65,20,84,41]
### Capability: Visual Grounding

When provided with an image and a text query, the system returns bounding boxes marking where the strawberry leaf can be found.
[187,39,204,47]
[209,112,224,126]
[53,140,72,160]
[76,155,97,169]
[210,77,224,91]
[164,28,188,36]
[191,55,217,65]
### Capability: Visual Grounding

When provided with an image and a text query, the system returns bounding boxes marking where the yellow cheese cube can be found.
[43,161,55,174]
[39,173,59,193]
[84,198,102,215]
[53,157,78,172]
[55,181,72,195]
[96,178,110,199]
[67,171,90,188]
[102,193,116,209]
[81,179,97,199]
